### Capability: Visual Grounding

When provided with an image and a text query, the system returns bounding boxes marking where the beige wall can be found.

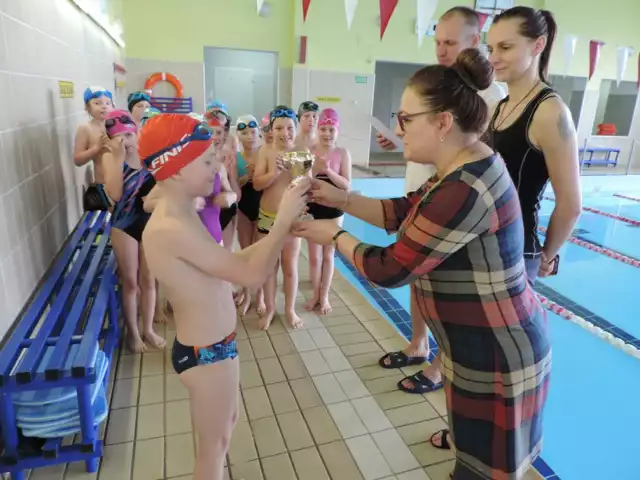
[0,1,123,338]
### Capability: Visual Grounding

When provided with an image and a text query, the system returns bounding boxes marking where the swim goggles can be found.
[298,101,319,114]
[237,120,258,130]
[143,123,213,168]
[127,91,151,105]
[105,115,136,129]
[83,87,113,104]
[270,108,297,122]
[262,125,271,133]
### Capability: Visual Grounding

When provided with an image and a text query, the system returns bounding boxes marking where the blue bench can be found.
[579,147,620,167]
[0,211,119,480]
[151,96,193,113]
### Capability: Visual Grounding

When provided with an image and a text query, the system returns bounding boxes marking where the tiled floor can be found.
[21,262,545,480]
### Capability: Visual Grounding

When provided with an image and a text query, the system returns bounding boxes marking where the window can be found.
[592,80,639,136]
[548,75,587,128]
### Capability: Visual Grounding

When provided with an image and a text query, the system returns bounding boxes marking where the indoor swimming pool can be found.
[336,176,640,480]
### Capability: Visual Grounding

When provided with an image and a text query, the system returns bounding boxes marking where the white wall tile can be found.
[0,1,122,338]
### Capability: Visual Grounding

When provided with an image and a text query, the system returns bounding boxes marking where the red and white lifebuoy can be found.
[144,72,184,98]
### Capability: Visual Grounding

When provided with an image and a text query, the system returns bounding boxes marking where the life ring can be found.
[144,72,184,98]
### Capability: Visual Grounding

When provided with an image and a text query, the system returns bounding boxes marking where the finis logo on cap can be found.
[149,134,190,172]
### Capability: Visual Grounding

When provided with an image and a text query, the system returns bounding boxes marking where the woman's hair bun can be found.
[452,48,494,92]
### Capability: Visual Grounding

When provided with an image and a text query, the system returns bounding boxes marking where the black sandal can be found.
[397,371,443,394]
[430,429,451,450]
[378,351,427,369]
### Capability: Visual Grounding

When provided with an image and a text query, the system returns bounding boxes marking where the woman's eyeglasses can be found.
[237,120,258,130]
[143,123,212,167]
[105,115,136,129]
[393,111,435,132]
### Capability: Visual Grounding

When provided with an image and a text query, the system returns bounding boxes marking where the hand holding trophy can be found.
[281,149,315,220]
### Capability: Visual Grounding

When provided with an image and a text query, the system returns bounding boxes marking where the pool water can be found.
[335,177,640,480]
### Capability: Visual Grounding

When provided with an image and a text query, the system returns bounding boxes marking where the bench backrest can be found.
[0,212,116,389]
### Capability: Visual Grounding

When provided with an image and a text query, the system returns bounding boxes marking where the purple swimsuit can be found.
[198,173,223,244]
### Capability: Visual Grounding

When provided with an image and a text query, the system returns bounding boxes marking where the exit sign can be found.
[355,76,368,84]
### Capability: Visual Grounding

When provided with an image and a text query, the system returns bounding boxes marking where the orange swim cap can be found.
[139,114,213,181]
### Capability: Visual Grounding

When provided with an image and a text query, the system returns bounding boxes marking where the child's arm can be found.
[101,138,125,201]
[73,124,101,166]
[157,180,310,288]
[212,165,237,208]
[252,147,282,191]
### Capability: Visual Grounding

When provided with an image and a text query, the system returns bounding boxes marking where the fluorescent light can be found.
[70,0,125,48]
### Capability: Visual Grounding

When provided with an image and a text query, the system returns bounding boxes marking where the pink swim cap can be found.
[318,108,339,128]
[105,110,138,138]
[261,113,270,126]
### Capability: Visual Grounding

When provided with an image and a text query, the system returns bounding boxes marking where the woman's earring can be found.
[440,137,445,143]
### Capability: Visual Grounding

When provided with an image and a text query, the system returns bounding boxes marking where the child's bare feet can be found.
[258,309,275,330]
[234,289,245,307]
[303,295,319,312]
[238,289,251,317]
[318,297,332,315]
[154,303,168,324]
[144,330,166,349]
[126,331,147,353]
[285,310,304,329]
[255,292,267,317]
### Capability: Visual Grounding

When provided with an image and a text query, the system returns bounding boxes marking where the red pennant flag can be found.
[477,12,489,31]
[379,0,398,40]
[302,0,312,22]
[589,40,604,80]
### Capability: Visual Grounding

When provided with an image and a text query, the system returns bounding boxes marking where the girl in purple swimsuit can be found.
[197,172,223,244]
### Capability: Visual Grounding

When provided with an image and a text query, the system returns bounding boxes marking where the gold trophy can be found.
[281,149,315,220]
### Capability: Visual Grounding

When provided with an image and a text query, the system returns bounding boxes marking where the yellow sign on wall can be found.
[58,81,75,98]
[316,96,341,103]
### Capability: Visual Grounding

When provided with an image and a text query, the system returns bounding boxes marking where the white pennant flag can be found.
[563,34,578,77]
[257,0,265,14]
[344,0,358,30]
[617,46,633,85]
[416,0,438,47]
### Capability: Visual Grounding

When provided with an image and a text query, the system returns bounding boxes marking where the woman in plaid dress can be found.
[294,49,551,480]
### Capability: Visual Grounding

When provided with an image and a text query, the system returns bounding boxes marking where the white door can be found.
[212,67,255,121]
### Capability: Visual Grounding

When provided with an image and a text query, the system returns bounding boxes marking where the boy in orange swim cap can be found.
[139,113,309,480]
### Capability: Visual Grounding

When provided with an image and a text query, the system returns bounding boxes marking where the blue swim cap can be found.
[84,86,113,104]
[127,91,151,112]
[206,100,227,114]
[140,107,162,126]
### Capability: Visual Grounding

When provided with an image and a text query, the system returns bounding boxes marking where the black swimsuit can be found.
[308,175,343,220]
[238,182,262,222]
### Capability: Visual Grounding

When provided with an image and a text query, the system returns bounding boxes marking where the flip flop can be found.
[379,351,427,370]
[397,371,443,394]
[430,429,451,450]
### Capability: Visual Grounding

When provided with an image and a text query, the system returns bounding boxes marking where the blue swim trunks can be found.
[171,332,238,374]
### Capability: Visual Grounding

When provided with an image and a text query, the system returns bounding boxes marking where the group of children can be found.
[73,87,352,479]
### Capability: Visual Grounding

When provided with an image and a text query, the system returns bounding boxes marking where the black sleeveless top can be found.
[489,87,557,258]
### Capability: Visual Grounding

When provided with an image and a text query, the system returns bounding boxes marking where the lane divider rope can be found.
[537,226,640,268]
[613,193,640,203]
[536,293,640,361]
[543,195,640,227]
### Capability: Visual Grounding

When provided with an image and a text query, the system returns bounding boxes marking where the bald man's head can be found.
[435,7,482,67]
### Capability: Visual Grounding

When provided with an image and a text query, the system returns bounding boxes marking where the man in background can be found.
[377,6,507,398]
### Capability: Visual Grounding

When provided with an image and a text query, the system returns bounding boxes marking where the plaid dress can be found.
[353,155,551,480]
